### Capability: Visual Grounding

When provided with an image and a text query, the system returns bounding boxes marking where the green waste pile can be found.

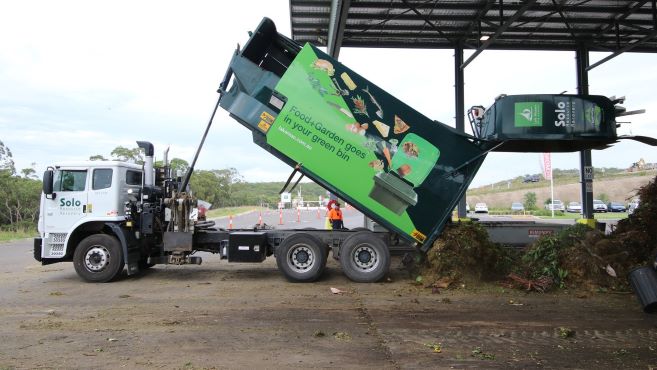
[419,222,515,288]
[420,175,657,292]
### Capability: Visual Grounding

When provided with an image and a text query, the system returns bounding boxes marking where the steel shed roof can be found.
[290,0,657,53]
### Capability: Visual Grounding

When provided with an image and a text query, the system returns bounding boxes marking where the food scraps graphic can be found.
[266,43,483,244]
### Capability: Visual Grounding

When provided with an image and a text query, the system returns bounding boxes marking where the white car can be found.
[566,201,582,213]
[545,199,565,212]
[628,199,640,215]
[593,199,607,212]
[474,203,488,213]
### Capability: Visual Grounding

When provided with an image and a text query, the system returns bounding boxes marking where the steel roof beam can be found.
[586,28,657,70]
[296,29,640,38]
[551,0,578,40]
[327,0,351,58]
[593,0,649,37]
[294,23,656,37]
[460,0,538,70]
[340,1,654,15]
[291,12,657,27]
[400,0,452,45]
[461,0,496,43]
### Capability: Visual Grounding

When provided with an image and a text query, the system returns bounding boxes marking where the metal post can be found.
[576,45,594,221]
[455,42,467,219]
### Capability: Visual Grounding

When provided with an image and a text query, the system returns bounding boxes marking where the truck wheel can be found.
[340,231,390,283]
[73,234,125,283]
[276,233,327,282]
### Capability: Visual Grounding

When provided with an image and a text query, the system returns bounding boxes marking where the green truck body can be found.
[218,18,649,249]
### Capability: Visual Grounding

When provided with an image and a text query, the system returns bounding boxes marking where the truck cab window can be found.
[126,170,142,185]
[54,170,87,192]
[93,169,113,190]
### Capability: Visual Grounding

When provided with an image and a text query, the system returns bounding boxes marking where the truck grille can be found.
[46,233,67,257]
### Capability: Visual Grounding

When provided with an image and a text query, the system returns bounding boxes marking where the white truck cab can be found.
[37,161,143,262]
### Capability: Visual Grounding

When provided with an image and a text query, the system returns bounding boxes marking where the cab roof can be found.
[53,161,143,170]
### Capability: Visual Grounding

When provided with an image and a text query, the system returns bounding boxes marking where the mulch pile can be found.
[420,222,515,289]
[420,175,657,292]
[556,175,657,290]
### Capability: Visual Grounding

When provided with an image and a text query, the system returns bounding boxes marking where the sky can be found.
[1,0,656,188]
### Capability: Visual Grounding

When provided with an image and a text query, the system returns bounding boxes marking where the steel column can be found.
[576,45,594,220]
[455,42,467,218]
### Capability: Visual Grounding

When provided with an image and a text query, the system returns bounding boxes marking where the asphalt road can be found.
[210,206,366,230]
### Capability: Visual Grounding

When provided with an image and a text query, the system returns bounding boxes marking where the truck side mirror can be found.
[43,170,54,196]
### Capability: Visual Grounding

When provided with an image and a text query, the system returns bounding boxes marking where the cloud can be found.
[1,0,656,191]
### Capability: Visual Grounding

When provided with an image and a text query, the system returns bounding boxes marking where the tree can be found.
[0,140,16,175]
[0,169,42,230]
[186,168,244,208]
[0,142,43,230]
[110,146,144,164]
[524,192,537,210]
[20,168,37,179]
[89,154,108,161]
[170,158,189,176]
[153,158,190,178]
[189,170,224,207]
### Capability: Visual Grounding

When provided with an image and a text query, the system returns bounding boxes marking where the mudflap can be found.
[105,223,141,275]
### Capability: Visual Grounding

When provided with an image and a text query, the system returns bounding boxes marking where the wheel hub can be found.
[353,245,378,271]
[357,250,372,264]
[289,245,314,271]
[85,246,110,272]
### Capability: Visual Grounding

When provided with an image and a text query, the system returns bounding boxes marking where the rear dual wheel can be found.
[276,233,327,282]
[340,231,390,283]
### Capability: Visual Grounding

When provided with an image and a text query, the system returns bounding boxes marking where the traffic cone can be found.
[296,208,301,223]
[317,208,321,219]
[228,215,233,229]
[258,211,263,226]
[279,209,284,225]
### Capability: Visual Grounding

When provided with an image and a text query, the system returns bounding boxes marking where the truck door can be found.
[42,168,89,257]
[86,168,116,218]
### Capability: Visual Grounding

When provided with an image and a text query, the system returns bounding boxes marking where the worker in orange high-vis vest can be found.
[328,202,344,230]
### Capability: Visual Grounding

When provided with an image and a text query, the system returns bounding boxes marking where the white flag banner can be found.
[542,153,552,180]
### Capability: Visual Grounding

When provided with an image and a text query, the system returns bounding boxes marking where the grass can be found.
[536,212,628,220]
[205,206,267,218]
[0,229,37,243]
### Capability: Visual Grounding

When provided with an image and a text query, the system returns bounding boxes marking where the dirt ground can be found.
[1,240,657,369]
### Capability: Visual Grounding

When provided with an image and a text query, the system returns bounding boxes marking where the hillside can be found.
[466,170,655,209]
[218,168,655,209]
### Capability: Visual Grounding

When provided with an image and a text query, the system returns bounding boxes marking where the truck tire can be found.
[276,233,327,282]
[340,231,390,283]
[73,234,125,283]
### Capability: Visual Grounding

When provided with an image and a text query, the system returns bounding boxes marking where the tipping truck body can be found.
[217,18,653,251]
[219,18,489,251]
[34,18,655,284]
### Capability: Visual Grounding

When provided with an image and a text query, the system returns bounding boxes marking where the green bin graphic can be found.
[369,133,440,215]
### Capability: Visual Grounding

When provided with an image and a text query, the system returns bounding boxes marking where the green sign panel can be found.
[264,44,485,244]
[514,102,543,127]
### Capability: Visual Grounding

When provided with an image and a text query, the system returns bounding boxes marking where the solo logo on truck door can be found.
[58,197,84,215]
[59,197,82,208]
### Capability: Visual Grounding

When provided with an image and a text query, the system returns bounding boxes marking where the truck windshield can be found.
[54,170,87,192]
